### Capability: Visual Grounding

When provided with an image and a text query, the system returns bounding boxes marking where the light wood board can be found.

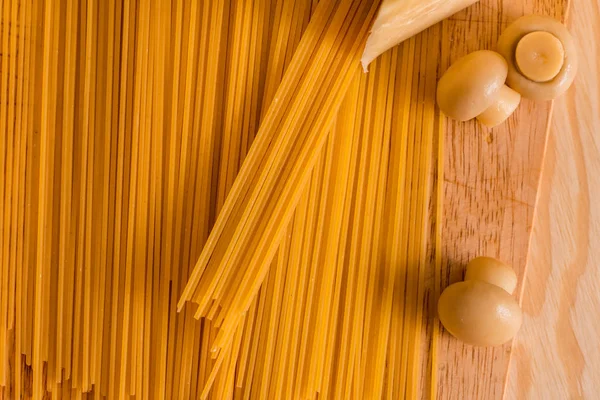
[0,0,579,398]
[506,2,600,398]
[434,0,570,399]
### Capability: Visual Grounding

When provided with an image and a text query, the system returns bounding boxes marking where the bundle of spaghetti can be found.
[162,0,311,398]
[316,50,397,399]
[0,0,451,398]
[382,27,443,399]
[179,0,383,353]
[429,97,446,400]
[158,0,319,398]
[191,0,324,394]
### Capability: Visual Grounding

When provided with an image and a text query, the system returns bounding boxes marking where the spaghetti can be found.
[0,0,446,398]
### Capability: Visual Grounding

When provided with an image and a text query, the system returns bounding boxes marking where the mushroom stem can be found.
[515,31,565,83]
[476,85,521,128]
[497,15,578,100]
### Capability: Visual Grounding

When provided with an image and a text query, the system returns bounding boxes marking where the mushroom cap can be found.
[438,280,522,346]
[465,256,518,294]
[497,15,578,100]
[436,50,508,121]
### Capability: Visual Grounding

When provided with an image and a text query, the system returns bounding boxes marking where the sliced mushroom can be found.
[436,50,521,127]
[497,15,578,100]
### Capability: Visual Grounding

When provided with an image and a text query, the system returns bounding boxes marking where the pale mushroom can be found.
[438,257,522,346]
[465,256,518,294]
[436,50,521,127]
[497,15,578,100]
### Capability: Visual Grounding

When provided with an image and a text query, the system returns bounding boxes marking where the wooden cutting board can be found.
[506,2,600,398]
[434,0,570,399]
[1,0,572,399]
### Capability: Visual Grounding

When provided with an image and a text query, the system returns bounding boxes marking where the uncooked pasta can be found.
[0,0,445,398]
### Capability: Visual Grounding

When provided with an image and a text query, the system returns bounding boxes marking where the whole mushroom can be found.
[497,15,578,100]
[436,50,521,127]
[437,257,523,346]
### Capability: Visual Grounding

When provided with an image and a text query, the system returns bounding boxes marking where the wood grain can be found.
[506,2,600,398]
[0,0,583,398]
[435,1,569,399]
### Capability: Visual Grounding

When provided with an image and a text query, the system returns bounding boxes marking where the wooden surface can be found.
[506,1,600,398]
[434,1,570,399]
[2,0,591,398]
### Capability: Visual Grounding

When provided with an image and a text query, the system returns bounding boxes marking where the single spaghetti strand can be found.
[32,0,55,394]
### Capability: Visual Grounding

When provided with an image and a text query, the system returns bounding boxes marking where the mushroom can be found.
[497,15,578,100]
[437,257,522,346]
[437,50,521,127]
[465,256,517,294]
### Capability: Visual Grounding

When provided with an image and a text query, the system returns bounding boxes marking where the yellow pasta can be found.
[0,0,448,398]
